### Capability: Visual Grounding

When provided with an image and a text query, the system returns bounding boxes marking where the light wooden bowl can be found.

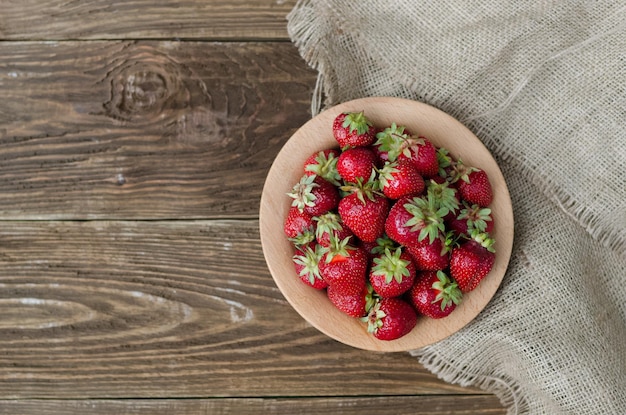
[260,97,514,352]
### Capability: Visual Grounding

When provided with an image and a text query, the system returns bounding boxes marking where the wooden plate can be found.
[260,97,514,352]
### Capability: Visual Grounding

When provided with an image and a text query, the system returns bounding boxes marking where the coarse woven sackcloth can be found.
[287,1,626,414]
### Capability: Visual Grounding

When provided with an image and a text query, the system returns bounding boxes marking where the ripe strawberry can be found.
[292,244,328,290]
[377,159,425,199]
[314,211,353,247]
[288,175,339,216]
[400,136,439,178]
[369,247,416,298]
[373,123,410,164]
[363,297,417,341]
[333,111,376,148]
[458,169,493,207]
[384,196,423,247]
[327,283,376,318]
[337,147,377,183]
[338,180,390,243]
[304,149,342,186]
[409,270,462,319]
[318,236,368,295]
[406,233,451,271]
[385,194,447,248]
[450,231,496,293]
[450,160,493,207]
[283,206,316,246]
[374,124,438,177]
[447,202,494,237]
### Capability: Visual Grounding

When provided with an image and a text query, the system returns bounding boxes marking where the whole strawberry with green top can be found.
[318,236,368,295]
[333,111,376,148]
[338,176,390,243]
[288,174,339,217]
[385,193,448,248]
[369,247,416,298]
[377,159,425,199]
[450,230,496,292]
[409,270,462,319]
[375,124,439,177]
[450,160,493,207]
[363,297,417,341]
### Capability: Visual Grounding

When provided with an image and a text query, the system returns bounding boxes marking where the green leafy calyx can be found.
[372,247,411,284]
[293,245,325,285]
[305,150,341,186]
[342,111,372,136]
[404,195,448,244]
[432,270,463,311]
[287,174,319,212]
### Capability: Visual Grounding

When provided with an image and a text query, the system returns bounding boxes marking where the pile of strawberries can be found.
[283,111,496,341]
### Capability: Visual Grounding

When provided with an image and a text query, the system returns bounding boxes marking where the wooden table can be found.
[0,1,505,413]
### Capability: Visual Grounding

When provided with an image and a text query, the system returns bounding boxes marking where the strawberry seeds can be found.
[284,111,496,341]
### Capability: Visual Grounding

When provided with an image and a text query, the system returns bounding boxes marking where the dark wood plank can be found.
[0,396,506,414]
[0,1,295,41]
[0,220,477,398]
[0,41,316,220]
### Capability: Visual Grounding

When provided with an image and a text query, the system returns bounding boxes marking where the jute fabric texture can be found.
[287,1,626,414]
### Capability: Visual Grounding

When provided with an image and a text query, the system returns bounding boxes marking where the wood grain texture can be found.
[0,396,506,414]
[0,41,316,220]
[0,0,295,40]
[0,220,476,398]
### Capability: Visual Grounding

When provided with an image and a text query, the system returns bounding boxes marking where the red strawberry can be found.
[447,202,494,237]
[374,123,409,161]
[384,194,447,248]
[314,211,353,248]
[458,169,493,207]
[450,231,496,293]
[283,206,316,246]
[369,247,416,298]
[450,160,493,207]
[384,196,423,247]
[337,147,377,183]
[400,136,439,178]
[318,237,368,295]
[364,297,417,341]
[303,148,341,186]
[406,234,451,271]
[338,185,390,243]
[333,111,376,148]
[288,175,339,217]
[373,123,409,164]
[377,159,425,199]
[374,125,438,177]
[292,244,328,290]
[327,283,376,318]
[409,270,462,319]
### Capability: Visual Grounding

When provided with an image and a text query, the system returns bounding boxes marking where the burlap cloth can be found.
[287,1,626,414]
